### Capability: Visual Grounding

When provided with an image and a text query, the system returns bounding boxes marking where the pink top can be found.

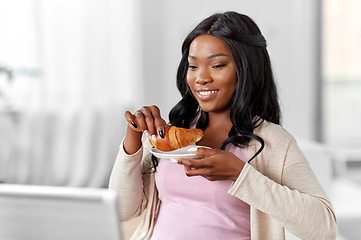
[151,144,251,240]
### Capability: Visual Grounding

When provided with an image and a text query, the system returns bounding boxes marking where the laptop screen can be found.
[0,184,122,240]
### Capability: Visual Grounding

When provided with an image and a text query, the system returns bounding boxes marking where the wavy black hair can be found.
[168,11,281,162]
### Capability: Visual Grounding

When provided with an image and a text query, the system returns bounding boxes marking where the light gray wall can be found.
[136,0,321,141]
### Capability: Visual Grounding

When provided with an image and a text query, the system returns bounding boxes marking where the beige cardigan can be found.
[109,121,337,239]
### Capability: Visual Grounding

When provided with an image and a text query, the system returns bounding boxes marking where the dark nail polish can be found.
[159,129,164,138]
[131,122,138,128]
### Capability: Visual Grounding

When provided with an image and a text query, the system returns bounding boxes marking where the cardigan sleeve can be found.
[108,138,154,221]
[228,136,337,240]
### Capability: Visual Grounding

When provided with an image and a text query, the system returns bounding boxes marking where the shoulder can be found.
[249,119,295,160]
[254,120,293,144]
[249,120,300,182]
[250,119,300,165]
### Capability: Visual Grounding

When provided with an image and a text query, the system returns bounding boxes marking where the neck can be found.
[196,108,233,149]
[206,109,233,129]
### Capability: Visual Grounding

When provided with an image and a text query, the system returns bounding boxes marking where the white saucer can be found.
[150,145,211,161]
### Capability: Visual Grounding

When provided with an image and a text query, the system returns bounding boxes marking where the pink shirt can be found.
[151,144,251,240]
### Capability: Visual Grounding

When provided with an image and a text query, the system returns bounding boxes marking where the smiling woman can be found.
[187,35,238,115]
[109,11,337,240]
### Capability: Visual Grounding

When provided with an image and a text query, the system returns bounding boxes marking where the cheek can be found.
[186,71,190,83]
[223,74,237,93]
[186,75,194,92]
[228,71,238,93]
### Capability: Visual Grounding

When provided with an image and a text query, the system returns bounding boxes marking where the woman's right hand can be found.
[123,105,168,154]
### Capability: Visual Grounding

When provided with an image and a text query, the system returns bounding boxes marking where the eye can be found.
[212,63,227,69]
[188,65,198,70]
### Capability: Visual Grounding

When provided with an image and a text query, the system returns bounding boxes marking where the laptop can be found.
[0,184,123,240]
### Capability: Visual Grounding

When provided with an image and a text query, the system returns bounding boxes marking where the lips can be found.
[196,89,219,100]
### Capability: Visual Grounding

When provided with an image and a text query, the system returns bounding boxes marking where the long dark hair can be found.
[169,11,281,162]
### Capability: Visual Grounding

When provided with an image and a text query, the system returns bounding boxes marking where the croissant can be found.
[149,126,203,151]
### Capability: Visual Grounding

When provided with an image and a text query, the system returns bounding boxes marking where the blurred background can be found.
[0,0,360,239]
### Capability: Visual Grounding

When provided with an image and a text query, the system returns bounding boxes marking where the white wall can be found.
[136,0,321,141]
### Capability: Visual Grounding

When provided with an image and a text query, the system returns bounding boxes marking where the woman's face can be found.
[187,35,238,114]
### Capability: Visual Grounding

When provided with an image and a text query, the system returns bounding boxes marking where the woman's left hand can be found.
[176,148,245,182]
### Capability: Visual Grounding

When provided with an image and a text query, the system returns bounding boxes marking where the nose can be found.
[195,69,212,85]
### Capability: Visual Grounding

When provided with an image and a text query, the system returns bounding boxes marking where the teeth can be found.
[199,90,217,96]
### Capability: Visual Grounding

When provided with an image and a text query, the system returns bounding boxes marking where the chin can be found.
[199,104,231,114]
[199,106,220,113]
[198,106,209,113]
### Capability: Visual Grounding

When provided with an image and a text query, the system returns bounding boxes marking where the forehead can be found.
[189,35,230,57]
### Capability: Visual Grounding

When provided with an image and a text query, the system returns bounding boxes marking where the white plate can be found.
[150,145,211,160]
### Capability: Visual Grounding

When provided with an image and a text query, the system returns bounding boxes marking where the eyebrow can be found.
[188,53,229,60]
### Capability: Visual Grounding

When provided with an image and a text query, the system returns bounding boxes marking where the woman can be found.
[109,11,337,239]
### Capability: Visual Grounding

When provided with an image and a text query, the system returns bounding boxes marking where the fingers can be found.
[176,149,245,181]
[125,105,168,137]
[176,148,218,170]
[177,158,212,169]
[188,147,216,157]
[176,158,215,179]
[125,111,141,132]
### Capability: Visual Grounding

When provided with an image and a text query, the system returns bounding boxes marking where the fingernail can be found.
[188,147,198,152]
[144,130,149,136]
[131,122,138,128]
[159,129,164,138]
[152,134,157,142]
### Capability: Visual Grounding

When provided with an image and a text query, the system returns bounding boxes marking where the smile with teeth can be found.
[198,90,219,96]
